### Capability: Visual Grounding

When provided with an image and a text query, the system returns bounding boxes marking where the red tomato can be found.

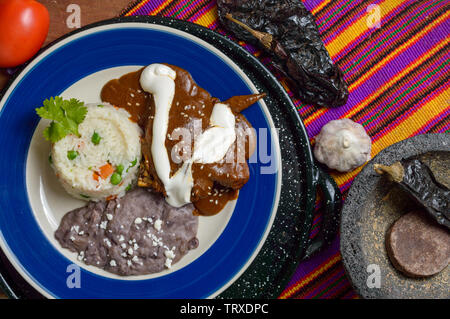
[0,0,49,68]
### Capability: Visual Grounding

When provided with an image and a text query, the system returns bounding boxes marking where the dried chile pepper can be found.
[217,0,349,108]
[374,159,450,229]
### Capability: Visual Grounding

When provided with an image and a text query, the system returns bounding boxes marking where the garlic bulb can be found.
[313,118,371,172]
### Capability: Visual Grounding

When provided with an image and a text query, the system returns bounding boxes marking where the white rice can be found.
[51,103,142,201]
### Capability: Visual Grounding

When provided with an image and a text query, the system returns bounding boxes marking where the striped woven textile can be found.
[121,0,450,299]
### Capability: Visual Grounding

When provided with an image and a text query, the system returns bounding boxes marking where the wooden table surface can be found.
[0,0,136,299]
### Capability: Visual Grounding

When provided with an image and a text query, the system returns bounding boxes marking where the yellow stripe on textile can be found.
[192,5,216,27]
[344,37,449,119]
[304,13,449,127]
[326,0,402,57]
[279,254,342,299]
[312,0,333,15]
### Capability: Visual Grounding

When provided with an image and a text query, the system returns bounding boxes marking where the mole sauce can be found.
[101,65,264,216]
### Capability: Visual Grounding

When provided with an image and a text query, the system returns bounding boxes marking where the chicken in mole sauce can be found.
[101,64,265,216]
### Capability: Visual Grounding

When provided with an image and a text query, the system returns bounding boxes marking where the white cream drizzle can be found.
[192,103,236,164]
[140,64,236,207]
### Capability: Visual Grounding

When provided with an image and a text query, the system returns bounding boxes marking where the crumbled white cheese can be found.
[154,219,162,231]
[109,260,117,267]
[164,249,176,269]
[103,238,112,248]
[164,249,175,259]
[71,225,80,233]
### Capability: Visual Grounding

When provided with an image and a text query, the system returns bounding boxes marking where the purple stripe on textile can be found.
[286,236,341,288]
[208,21,219,29]
[322,7,368,45]
[339,0,445,74]
[413,108,450,135]
[343,1,445,66]
[240,43,260,55]
[438,121,450,133]
[303,0,328,12]
[178,0,205,19]
[312,0,353,30]
[317,0,355,32]
[331,0,422,63]
[321,0,389,44]
[340,179,354,193]
[371,84,448,142]
[434,111,450,132]
[298,104,316,117]
[309,216,322,239]
[188,0,218,22]
[297,1,440,119]
[319,0,381,41]
[438,116,450,133]
[360,53,448,125]
[165,0,193,17]
[321,275,353,298]
[303,268,347,298]
[362,56,448,132]
[304,21,449,138]
[131,0,165,15]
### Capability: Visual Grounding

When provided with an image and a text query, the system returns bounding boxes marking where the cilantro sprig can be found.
[35,97,88,143]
